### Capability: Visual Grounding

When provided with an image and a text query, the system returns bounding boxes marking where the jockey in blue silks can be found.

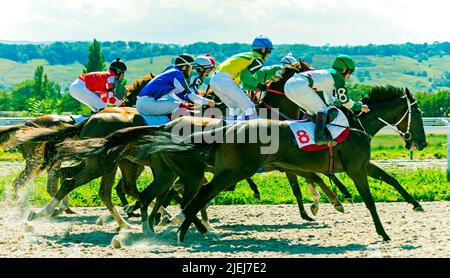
[136,54,215,116]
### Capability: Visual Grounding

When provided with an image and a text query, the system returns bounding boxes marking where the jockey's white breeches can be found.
[210,72,256,117]
[136,95,180,116]
[284,75,328,115]
[69,79,106,112]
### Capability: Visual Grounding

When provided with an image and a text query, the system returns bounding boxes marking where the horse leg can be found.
[285,173,314,221]
[347,166,391,241]
[139,163,177,235]
[245,178,261,202]
[46,167,76,216]
[306,180,321,216]
[115,178,128,207]
[12,160,38,195]
[157,189,180,227]
[98,167,132,230]
[200,201,215,231]
[366,162,423,211]
[308,174,344,213]
[119,161,145,217]
[327,173,353,203]
[28,160,106,221]
[178,170,244,242]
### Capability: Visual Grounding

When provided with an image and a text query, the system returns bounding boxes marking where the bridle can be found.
[377,94,417,141]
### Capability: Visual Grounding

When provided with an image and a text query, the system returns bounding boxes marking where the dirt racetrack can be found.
[0,202,449,258]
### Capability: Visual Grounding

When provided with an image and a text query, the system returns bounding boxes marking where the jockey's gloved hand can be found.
[361,104,370,113]
[257,83,268,91]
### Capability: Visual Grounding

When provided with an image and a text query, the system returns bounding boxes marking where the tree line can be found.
[1,41,450,66]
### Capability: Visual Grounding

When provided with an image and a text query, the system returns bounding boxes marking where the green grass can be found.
[371,134,446,160]
[0,168,447,207]
[0,149,23,161]
[0,56,174,90]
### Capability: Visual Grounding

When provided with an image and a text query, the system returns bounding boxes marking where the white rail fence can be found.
[1,117,449,180]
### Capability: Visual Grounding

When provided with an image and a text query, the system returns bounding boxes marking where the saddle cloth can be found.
[70,115,90,124]
[288,109,350,152]
[140,115,171,126]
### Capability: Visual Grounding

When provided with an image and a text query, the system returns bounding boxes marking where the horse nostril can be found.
[422,142,428,147]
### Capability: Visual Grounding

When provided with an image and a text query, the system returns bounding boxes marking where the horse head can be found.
[362,86,427,150]
[122,72,156,107]
[400,88,427,150]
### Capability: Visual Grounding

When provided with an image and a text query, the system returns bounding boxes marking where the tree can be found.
[83,39,106,73]
[33,65,46,99]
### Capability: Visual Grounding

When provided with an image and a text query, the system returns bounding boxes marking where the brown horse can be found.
[19,68,346,231]
[0,73,155,213]
[87,84,426,241]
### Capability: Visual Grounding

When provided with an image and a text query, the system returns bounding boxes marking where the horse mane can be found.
[125,72,156,98]
[364,85,405,104]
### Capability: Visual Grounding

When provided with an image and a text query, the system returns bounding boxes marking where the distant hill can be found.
[1,54,449,93]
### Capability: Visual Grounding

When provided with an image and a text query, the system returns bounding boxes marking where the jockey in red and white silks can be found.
[69,58,127,112]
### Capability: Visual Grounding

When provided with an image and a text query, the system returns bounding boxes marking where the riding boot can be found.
[314,111,332,145]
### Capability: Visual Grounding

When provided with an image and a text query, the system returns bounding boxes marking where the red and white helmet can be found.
[194,54,215,69]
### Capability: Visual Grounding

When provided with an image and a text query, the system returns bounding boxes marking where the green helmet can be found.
[332,55,356,72]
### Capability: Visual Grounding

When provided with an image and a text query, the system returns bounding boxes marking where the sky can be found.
[0,0,449,46]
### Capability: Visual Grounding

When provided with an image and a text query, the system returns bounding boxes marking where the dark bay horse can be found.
[92,84,426,241]
[51,83,427,237]
[171,86,427,241]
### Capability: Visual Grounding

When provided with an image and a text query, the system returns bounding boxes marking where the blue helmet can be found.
[251,35,274,50]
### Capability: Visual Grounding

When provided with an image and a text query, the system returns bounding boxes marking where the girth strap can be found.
[327,142,335,173]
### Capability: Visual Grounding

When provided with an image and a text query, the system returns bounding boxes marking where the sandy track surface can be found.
[0,202,449,258]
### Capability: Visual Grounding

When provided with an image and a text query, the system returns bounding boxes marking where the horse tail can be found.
[127,124,228,161]
[56,125,172,161]
[15,121,87,145]
[56,123,224,163]
[0,124,27,148]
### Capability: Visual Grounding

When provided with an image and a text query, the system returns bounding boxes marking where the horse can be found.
[0,72,155,214]
[21,67,347,231]
[89,82,426,241]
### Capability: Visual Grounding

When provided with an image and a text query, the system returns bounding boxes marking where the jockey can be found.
[242,54,296,93]
[136,54,214,116]
[210,35,274,121]
[69,58,127,112]
[189,54,215,95]
[284,54,370,145]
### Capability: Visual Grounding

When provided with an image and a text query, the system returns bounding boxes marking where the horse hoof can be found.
[301,214,315,222]
[383,235,391,241]
[254,193,261,203]
[310,205,319,216]
[64,208,77,214]
[111,235,123,249]
[50,208,65,218]
[27,211,37,222]
[157,216,171,227]
[123,204,134,214]
[345,198,353,204]
[334,204,345,213]
[413,205,424,212]
[96,216,105,226]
